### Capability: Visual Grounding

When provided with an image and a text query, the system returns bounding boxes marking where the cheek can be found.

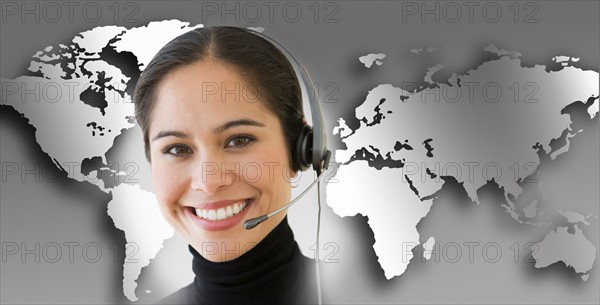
[246,148,292,196]
[151,162,188,209]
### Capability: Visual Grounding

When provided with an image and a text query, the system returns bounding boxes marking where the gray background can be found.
[1,1,599,304]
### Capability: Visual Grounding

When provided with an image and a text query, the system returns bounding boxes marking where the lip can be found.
[185,198,254,231]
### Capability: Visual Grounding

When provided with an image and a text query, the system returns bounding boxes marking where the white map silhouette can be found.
[328,47,598,280]
[1,20,598,300]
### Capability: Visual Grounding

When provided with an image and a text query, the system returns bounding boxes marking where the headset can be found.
[252,27,331,175]
[241,27,331,229]
[239,27,331,305]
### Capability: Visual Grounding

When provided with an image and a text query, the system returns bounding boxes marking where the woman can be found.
[133,26,318,304]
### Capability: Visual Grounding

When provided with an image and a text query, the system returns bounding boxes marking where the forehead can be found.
[157,60,261,105]
[150,60,275,133]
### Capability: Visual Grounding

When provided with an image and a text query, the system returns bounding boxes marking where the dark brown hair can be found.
[133,26,305,171]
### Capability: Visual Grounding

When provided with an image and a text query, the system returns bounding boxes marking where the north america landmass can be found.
[1,20,598,301]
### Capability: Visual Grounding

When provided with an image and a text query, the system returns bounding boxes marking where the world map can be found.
[1,20,598,302]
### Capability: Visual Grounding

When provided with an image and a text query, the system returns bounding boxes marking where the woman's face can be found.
[148,60,295,262]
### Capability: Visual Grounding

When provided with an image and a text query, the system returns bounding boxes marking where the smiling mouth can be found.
[193,199,250,221]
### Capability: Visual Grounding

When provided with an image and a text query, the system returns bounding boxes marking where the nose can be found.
[190,151,236,194]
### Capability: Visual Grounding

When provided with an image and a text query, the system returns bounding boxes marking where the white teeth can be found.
[195,199,249,221]
[207,210,217,221]
[216,208,226,220]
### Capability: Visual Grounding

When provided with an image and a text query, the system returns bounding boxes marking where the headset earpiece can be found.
[295,124,313,171]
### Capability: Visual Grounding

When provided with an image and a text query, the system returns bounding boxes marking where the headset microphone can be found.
[244,173,326,230]
[242,28,331,231]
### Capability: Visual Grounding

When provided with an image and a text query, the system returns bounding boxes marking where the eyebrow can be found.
[151,118,266,142]
[214,118,265,134]
[151,130,189,142]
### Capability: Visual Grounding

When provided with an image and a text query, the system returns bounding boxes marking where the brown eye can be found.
[163,145,192,157]
[225,135,255,149]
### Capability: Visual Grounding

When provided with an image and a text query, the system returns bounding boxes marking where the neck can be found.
[186,216,316,303]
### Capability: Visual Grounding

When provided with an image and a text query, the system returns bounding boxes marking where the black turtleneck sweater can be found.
[158,217,318,304]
